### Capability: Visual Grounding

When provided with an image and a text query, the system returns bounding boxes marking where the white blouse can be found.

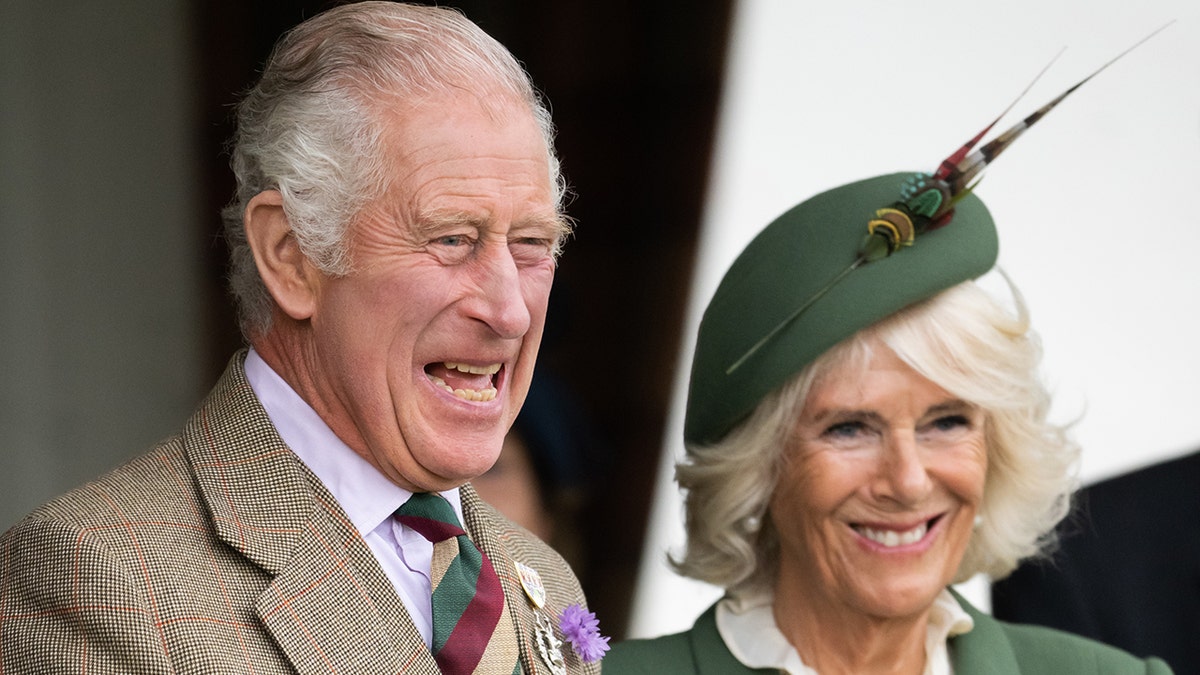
[715,588,974,674]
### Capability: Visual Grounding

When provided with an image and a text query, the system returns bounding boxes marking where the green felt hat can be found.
[682,173,998,447]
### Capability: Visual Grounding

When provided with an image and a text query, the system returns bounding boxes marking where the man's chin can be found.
[411,449,504,491]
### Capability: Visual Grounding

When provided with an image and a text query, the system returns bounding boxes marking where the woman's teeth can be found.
[856,522,928,547]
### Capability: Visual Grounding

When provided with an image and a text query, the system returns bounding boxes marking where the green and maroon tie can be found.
[395,493,516,674]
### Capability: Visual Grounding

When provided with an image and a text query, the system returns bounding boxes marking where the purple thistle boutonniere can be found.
[558,604,610,663]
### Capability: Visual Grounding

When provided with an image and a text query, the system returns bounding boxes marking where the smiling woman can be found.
[605,171,1174,674]
[771,344,990,634]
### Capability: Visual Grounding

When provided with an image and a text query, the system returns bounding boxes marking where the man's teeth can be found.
[428,362,501,402]
[427,374,498,401]
[856,523,928,548]
[444,362,501,376]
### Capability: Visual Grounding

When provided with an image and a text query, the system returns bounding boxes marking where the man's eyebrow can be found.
[411,210,571,240]
[410,212,482,238]
[512,214,572,238]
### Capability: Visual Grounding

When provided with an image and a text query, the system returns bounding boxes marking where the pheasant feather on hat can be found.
[725,22,1173,376]
[686,23,1172,447]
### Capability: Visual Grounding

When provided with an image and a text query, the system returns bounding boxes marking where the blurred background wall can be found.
[1,0,206,532]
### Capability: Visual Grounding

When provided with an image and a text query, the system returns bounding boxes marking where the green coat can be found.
[606,591,1173,674]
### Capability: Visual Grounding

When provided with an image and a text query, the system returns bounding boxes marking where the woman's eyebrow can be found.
[804,407,884,427]
[925,399,976,416]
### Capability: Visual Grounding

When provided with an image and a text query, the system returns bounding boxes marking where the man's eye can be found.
[435,235,469,247]
[509,238,555,264]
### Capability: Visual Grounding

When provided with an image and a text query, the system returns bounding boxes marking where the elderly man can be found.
[0,3,601,674]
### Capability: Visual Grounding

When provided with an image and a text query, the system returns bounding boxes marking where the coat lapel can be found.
[253,509,438,675]
[461,484,547,674]
[948,588,1021,675]
[464,484,609,674]
[184,352,440,674]
[461,484,603,674]
[688,605,766,675]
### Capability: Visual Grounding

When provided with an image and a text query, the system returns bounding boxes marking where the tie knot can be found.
[395,492,465,543]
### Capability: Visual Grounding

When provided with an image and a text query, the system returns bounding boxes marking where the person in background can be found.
[992,449,1200,674]
[0,3,605,673]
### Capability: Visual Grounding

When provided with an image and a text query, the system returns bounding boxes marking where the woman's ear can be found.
[244,190,320,321]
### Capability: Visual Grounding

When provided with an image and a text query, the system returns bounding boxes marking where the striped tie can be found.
[395,493,518,675]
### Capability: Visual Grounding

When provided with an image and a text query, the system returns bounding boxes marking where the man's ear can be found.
[244,190,320,321]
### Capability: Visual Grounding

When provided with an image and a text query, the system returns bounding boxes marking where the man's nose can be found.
[463,243,532,339]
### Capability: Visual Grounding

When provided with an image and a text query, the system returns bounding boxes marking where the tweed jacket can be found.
[605,591,1173,674]
[0,352,599,674]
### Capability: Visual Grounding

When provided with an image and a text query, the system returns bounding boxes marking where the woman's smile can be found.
[850,514,944,551]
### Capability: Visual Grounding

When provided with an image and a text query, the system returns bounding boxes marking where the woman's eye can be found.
[824,421,865,439]
[930,414,970,432]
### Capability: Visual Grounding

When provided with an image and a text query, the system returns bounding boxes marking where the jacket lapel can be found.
[461,485,547,674]
[688,605,768,675]
[184,352,440,674]
[253,510,438,675]
[948,588,1021,675]
[460,484,603,675]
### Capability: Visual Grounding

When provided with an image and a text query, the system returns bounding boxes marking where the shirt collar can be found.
[243,348,463,537]
[715,587,974,675]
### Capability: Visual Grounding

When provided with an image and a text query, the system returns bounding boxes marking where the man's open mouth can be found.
[425,361,501,401]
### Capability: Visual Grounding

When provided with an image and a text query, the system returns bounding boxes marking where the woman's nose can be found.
[873,431,934,505]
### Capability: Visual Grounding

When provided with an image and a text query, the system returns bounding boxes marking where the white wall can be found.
[630,0,1200,637]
